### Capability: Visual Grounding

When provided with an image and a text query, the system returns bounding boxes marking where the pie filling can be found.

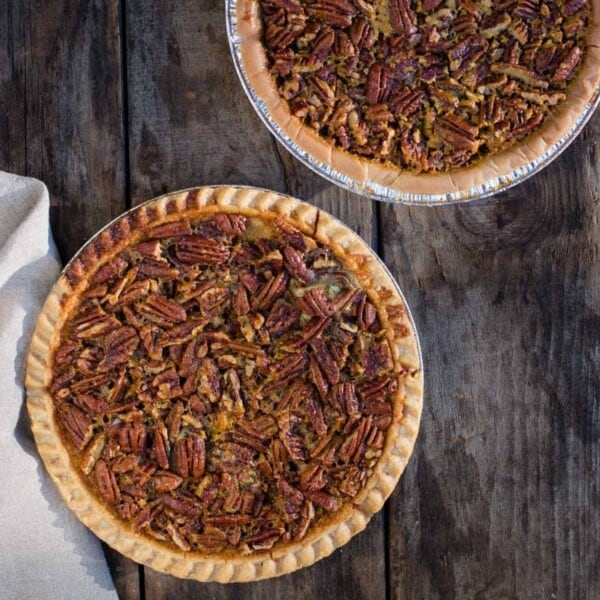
[258,0,590,172]
[50,212,405,554]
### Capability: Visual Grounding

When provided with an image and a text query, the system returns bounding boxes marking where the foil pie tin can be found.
[226,0,600,206]
[27,185,424,581]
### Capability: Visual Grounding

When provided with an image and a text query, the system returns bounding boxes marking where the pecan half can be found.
[283,245,315,284]
[330,382,360,415]
[98,326,139,372]
[357,295,378,330]
[166,522,191,551]
[296,288,332,317]
[309,354,329,399]
[357,375,398,401]
[154,471,184,493]
[172,436,206,479]
[309,338,340,385]
[263,352,308,393]
[148,221,193,239]
[163,492,203,517]
[210,442,255,475]
[134,240,162,258]
[244,529,282,550]
[306,396,328,435]
[115,419,147,454]
[366,64,391,105]
[233,285,251,316]
[252,272,289,310]
[389,0,417,38]
[91,257,128,285]
[73,393,109,416]
[112,455,140,474]
[266,300,300,335]
[138,294,187,325]
[552,46,582,84]
[435,114,480,152]
[152,424,170,470]
[303,489,340,512]
[306,1,356,27]
[166,401,184,442]
[279,413,308,462]
[95,459,121,505]
[58,405,93,450]
[213,213,247,235]
[292,501,315,541]
[55,341,77,367]
[71,306,120,340]
[138,258,179,279]
[299,461,327,491]
[131,502,161,531]
[187,527,228,552]
[80,433,106,475]
[176,236,230,265]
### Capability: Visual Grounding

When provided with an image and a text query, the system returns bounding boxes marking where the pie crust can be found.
[26,186,423,582]
[233,0,600,200]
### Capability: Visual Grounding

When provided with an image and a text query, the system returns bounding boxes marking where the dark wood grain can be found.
[381,113,600,600]
[1,2,27,175]
[124,0,287,204]
[0,2,140,598]
[1,0,129,261]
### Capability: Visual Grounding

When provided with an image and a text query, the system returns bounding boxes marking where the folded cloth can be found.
[0,172,117,599]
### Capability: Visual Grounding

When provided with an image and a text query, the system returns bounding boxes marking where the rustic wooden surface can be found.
[2,1,600,598]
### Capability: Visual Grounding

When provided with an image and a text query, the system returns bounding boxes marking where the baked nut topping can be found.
[49,209,412,555]
[29,188,422,580]
[257,0,590,172]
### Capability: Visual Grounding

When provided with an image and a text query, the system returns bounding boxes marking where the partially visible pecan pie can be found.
[234,0,600,196]
[26,187,422,582]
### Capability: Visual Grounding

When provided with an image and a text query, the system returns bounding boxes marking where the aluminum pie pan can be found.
[26,185,424,582]
[226,0,600,206]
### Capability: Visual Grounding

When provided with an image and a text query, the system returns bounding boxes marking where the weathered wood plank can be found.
[0,2,27,174]
[102,543,143,600]
[125,0,287,205]
[0,2,141,598]
[382,113,600,599]
[125,2,386,598]
[3,1,129,260]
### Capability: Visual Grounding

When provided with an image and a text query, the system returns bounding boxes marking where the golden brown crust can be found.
[234,0,600,201]
[26,186,423,582]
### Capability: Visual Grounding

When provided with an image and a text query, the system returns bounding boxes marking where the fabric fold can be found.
[0,171,117,599]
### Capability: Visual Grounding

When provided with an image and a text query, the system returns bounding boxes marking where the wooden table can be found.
[3,2,599,598]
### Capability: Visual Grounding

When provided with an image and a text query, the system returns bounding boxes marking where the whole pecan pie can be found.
[234,0,600,198]
[26,187,422,582]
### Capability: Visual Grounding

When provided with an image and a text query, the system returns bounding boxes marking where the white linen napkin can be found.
[0,172,117,599]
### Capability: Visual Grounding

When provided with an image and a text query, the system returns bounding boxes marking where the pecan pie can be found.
[26,187,422,582]
[234,0,600,197]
